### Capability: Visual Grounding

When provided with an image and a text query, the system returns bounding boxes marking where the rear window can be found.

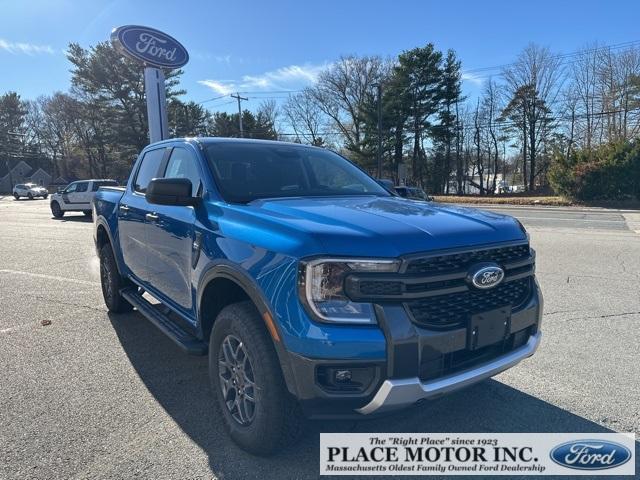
[92,180,118,191]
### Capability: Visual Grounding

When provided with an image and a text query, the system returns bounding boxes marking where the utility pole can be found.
[231,93,248,137]
[373,83,383,178]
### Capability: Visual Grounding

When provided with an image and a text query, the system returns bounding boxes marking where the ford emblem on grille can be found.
[469,263,504,289]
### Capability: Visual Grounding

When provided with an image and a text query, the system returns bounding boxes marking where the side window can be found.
[164,147,202,196]
[134,148,166,193]
[64,183,78,194]
[75,182,88,193]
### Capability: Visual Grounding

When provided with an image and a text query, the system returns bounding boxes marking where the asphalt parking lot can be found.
[1,196,639,479]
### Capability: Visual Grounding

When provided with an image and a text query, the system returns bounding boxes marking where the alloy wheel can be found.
[100,254,114,301]
[218,334,256,426]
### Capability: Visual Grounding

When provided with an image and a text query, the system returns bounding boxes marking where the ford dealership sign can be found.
[111,25,188,69]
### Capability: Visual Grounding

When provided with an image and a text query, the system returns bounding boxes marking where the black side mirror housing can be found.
[146,178,198,206]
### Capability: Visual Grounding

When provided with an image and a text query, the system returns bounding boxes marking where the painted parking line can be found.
[0,269,100,286]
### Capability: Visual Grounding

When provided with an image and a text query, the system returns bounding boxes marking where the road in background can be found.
[1,198,639,479]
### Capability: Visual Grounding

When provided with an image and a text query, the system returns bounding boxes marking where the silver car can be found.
[13,183,48,200]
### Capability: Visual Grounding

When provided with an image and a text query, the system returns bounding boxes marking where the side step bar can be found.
[121,288,208,356]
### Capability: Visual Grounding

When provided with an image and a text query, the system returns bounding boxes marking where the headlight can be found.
[298,258,400,324]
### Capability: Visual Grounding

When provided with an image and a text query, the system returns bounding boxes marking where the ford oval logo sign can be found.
[111,25,189,69]
[468,263,504,289]
[550,439,632,470]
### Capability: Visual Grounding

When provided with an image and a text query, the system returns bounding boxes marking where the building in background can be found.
[0,161,53,193]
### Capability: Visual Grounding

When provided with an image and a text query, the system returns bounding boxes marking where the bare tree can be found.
[311,56,388,159]
[503,44,563,190]
[282,88,326,145]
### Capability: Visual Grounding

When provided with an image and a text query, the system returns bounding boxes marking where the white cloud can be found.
[241,63,327,89]
[0,38,55,55]
[461,71,484,86]
[192,52,233,64]
[197,79,236,95]
[198,62,329,95]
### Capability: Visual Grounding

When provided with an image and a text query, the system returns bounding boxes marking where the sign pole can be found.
[144,66,169,143]
[112,25,189,144]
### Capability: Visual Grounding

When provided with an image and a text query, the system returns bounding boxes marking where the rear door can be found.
[145,144,204,315]
[118,147,168,284]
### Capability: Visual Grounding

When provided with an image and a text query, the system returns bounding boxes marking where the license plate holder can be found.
[468,307,511,350]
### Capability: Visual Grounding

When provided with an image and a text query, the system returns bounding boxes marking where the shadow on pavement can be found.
[110,312,638,480]
[50,214,93,222]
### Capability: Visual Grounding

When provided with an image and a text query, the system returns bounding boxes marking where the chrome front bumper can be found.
[356,332,542,415]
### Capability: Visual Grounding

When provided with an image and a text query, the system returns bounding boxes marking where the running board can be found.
[121,288,208,356]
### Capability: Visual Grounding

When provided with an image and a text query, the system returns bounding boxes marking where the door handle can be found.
[119,204,130,211]
[146,213,159,221]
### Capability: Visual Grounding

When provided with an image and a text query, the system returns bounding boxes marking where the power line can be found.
[463,39,640,75]
[197,94,228,105]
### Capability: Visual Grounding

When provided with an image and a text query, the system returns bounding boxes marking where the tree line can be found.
[2,39,640,198]
[282,42,640,198]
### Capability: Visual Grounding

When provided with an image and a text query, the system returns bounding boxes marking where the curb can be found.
[439,203,640,214]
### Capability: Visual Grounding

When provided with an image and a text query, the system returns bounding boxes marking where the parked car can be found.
[13,183,48,200]
[375,178,395,193]
[395,185,433,201]
[50,179,118,218]
[94,138,542,455]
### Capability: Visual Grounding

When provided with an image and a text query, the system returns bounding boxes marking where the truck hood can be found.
[227,196,527,258]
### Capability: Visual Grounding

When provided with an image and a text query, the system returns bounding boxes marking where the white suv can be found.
[49,179,118,218]
[13,183,49,200]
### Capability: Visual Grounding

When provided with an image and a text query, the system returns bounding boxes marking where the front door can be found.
[118,147,167,285]
[145,145,203,315]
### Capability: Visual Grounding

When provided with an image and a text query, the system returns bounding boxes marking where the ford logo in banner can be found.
[111,25,189,69]
[468,263,504,289]
[550,439,632,470]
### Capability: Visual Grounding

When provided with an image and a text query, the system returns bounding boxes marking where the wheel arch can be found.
[197,263,281,343]
[197,263,298,396]
[94,217,126,276]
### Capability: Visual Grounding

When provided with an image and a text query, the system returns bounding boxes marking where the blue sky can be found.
[3,0,640,113]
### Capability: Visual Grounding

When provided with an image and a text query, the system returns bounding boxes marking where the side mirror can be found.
[146,178,198,206]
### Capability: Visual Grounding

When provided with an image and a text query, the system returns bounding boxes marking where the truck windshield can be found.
[205,142,390,203]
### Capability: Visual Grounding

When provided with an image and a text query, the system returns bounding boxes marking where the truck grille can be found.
[343,242,534,331]
[406,278,531,330]
[405,243,530,275]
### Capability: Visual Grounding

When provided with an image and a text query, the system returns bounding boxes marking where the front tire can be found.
[209,301,302,455]
[99,243,133,313]
[50,201,64,218]
[13,193,19,200]
[43,194,48,199]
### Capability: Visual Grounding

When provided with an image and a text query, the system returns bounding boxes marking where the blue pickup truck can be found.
[93,138,542,454]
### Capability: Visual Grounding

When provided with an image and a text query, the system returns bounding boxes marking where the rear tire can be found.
[50,201,64,218]
[209,301,303,455]
[13,193,19,200]
[99,243,133,313]
[27,193,33,200]
[43,194,48,199]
